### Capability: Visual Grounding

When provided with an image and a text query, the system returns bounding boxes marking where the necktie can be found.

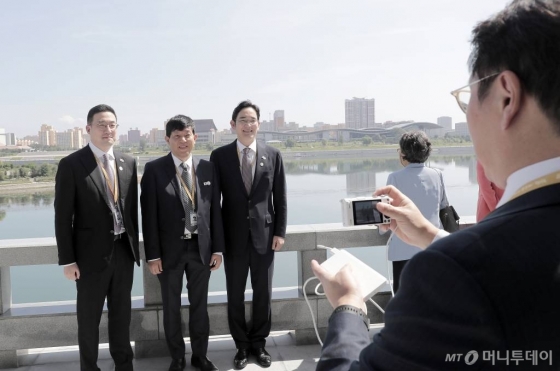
[180,163,194,233]
[241,147,252,195]
[102,154,115,195]
[102,154,122,232]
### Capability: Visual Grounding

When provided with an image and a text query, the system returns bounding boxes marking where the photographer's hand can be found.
[311,260,366,312]
[374,185,440,249]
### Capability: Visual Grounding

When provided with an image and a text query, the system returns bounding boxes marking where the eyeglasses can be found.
[236,119,258,127]
[450,72,500,114]
[94,123,119,131]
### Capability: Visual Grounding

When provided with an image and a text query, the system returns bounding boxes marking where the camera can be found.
[341,196,391,226]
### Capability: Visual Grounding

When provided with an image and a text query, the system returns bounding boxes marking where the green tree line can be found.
[0,163,58,181]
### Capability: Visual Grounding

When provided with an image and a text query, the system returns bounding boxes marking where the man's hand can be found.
[209,254,223,271]
[148,259,163,275]
[63,264,80,281]
[374,185,440,249]
[311,260,366,312]
[271,236,285,251]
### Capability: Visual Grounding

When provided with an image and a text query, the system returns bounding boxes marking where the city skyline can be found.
[1,0,509,138]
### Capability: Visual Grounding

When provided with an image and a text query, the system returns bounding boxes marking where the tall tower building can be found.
[38,124,57,146]
[72,127,84,149]
[345,98,375,129]
[437,116,453,130]
[273,110,285,131]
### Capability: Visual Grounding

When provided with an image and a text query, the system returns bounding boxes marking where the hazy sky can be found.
[0,0,510,137]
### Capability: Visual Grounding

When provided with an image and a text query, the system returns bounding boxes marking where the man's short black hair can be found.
[165,115,195,137]
[231,100,260,121]
[469,0,560,133]
[87,104,117,125]
[399,131,432,164]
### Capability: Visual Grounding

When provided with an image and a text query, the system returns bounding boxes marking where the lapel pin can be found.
[204,181,211,186]
[261,156,266,160]
[119,166,123,171]
[119,158,124,162]
[260,162,264,167]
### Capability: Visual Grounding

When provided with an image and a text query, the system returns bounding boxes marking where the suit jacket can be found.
[55,145,140,274]
[385,163,448,261]
[210,140,287,255]
[140,153,225,269]
[317,183,560,370]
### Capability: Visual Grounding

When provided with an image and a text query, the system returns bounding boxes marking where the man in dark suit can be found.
[312,1,560,370]
[55,104,140,371]
[210,100,287,369]
[141,115,224,371]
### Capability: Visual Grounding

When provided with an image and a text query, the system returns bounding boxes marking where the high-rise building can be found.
[148,128,166,144]
[273,110,285,131]
[72,127,84,149]
[0,128,5,146]
[345,98,375,129]
[38,124,57,146]
[118,134,128,144]
[128,128,141,144]
[56,130,74,149]
[437,116,453,130]
[455,122,470,137]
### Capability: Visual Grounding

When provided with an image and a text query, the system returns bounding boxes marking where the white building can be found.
[345,97,375,129]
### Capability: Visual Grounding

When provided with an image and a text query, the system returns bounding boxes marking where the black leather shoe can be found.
[251,347,271,368]
[233,348,249,369]
[191,355,219,371]
[168,356,186,371]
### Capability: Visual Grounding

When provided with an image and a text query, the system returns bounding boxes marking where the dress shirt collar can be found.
[171,153,193,172]
[497,156,560,208]
[89,142,115,160]
[236,139,257,155]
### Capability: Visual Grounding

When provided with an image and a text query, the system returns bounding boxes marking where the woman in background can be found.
[385,131,449,293]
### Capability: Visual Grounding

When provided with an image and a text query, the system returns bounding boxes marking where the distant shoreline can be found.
[0,181,56,195]
[0,145,475,194]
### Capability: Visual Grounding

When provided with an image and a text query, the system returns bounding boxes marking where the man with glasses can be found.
[210,100,287,369]
[55,104,140,371]
[313,1,560,369]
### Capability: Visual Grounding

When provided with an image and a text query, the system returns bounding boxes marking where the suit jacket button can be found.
[247,216,249,219]
[182,218,186,221]
[110,230,114,234]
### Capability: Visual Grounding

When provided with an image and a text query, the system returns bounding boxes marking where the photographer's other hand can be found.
[374,185,440,249]
[311,260,366,312]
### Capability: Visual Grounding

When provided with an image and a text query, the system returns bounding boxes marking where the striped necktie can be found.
[241,147,252,195]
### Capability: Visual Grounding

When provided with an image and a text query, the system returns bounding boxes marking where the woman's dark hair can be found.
[399,131,432,163]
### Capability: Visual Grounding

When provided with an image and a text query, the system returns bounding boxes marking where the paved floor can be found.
[4,331,324,371]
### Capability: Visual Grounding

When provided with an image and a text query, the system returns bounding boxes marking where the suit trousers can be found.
[224,234,275,349]
[158,237,211,359]
[76,237,135,371]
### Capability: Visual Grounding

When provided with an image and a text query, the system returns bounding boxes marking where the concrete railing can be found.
[0,221,474,368]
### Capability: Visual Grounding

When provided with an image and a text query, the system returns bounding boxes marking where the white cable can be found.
[303,244,389,346]
[303,276,324,346]
[385,225,399,298]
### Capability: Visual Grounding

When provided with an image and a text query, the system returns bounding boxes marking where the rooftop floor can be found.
[5,330,324,371]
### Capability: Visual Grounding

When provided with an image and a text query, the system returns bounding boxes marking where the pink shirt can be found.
[476,161,504,221]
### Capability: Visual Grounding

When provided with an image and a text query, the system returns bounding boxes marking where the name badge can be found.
[190,213,198,226]
[111,203,124,227]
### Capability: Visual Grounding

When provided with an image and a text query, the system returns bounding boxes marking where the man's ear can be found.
[230,120,236,129]
[497,71,523,130]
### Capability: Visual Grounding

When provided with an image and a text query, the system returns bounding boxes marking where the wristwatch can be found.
[331,305,370,329]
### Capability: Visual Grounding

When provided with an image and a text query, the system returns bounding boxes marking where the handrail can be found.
[0,220,475,368]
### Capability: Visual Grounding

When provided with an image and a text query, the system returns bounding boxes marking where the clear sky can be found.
[0,0,510,137]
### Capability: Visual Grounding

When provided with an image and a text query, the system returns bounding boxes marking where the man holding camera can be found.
[313,1,560,369]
